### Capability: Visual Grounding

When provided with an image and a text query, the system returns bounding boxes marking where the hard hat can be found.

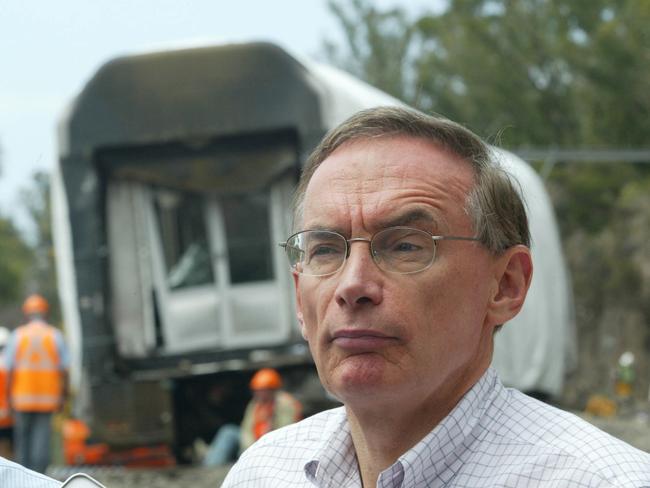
[619,351,635,368]
[0,327,9,348]
[22,294,50,316]
[250,368,282,391]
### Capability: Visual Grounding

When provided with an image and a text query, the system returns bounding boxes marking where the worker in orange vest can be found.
[0,326,14,459]
[203,368,302,466]
[4,294,70,474]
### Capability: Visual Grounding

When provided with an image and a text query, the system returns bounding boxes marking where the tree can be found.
[575,1,650,146]
[0,215,32,308]
[0,167,60,327]
[0,140,33,317]
[325,0,650,148]
[20,171,60,323]
[323,0,415,101]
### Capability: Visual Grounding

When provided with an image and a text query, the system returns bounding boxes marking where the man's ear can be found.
[486,245,533,327]
[292,273,308,340]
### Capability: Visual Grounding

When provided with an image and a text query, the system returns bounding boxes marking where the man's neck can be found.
[344,367,487,488]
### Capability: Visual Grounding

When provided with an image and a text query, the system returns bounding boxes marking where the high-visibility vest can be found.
[252,401,274,440]
[252,391,303,440]
[239,390,302,453]
[0,355,13,427]
[10,321,64,412]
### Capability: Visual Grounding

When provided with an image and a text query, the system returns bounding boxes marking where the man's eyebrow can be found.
[299,224,350,236]
[304,224,342,232]
[379,209,443,230]
[301,210,446,234]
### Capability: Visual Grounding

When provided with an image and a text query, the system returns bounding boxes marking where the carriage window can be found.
[222,192,273,284]
[154,190,214,290]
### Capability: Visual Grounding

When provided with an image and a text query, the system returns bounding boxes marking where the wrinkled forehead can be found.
[308,134,475,182]
[299,136,476,231]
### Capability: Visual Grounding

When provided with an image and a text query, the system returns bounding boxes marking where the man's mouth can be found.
[330,328,399,351]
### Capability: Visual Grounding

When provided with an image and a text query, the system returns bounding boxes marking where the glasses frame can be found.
[279,226,481,277]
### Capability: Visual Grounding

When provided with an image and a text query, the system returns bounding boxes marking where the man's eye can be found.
[310,244,343,258]
[391,241,421,252]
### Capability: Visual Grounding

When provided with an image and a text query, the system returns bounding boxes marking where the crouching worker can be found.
[203,368,302,466]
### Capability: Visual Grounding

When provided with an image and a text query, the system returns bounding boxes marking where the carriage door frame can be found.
[147,189,224,353]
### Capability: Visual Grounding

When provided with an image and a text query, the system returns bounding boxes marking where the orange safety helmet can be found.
[250,368,282,391]
[22,294,49,316]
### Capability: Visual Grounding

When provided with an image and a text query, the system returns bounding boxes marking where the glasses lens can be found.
[286,230,347,276]
[372,227,435,273]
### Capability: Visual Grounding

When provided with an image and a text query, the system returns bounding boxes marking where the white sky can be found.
[0,0,439,234]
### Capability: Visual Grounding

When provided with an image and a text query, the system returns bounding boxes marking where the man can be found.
[5,294,69,475]
[223,107,650,487]
[203,368,302,466]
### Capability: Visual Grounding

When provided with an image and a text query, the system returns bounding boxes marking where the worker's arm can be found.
[3,332,17,411]
[60,370,70,412]
[238,400,256,453]
[5,375,12,413]
[274,391,302,428]
[56,329,71,412]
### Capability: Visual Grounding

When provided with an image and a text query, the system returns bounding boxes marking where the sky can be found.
[0,0,439,236]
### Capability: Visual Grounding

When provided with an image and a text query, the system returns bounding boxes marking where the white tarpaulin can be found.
[491,149,577,396]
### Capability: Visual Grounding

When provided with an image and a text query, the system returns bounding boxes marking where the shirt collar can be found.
[305,407,360,486]
[304,368,501,488]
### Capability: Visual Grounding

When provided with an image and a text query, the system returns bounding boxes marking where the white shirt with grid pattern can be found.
[0,457,60,487]
[222,367,650,487]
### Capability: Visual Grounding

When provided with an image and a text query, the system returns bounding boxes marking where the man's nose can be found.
[334,240,383,308]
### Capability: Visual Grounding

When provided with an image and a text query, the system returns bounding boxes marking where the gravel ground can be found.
[577,411,650,452]
[47,412,650,487]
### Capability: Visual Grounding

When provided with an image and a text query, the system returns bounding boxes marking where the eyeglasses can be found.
[279,226,481,276]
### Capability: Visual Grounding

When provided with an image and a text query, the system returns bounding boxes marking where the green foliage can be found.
[324,0,415,101]
[20,171,60,323]
[0,214,33,306]
[325,0,650,148]
[0,168,59,323]
[546,164,644,235]
[577,1,650,146]
[0,139,33,309]
[413,0,584,145]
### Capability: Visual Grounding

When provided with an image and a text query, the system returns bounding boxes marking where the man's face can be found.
[253,389,276,404]
[293,136,505,412]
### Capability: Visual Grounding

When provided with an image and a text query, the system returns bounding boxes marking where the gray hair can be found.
[292,106,529,253]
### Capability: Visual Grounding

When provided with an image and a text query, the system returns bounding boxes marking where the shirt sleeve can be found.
[0,457,62,487]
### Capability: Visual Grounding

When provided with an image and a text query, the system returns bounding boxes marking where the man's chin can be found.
[328,354,394,399]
